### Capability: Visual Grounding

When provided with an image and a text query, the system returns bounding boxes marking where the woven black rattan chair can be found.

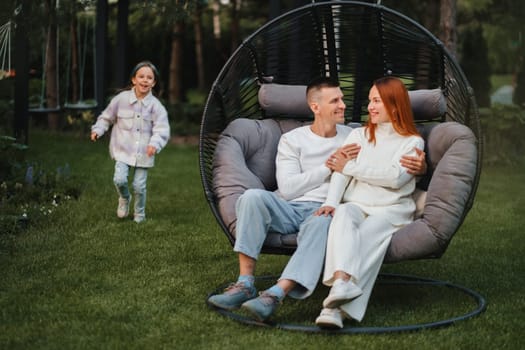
[200,1,485,332]
[200,0,481,257]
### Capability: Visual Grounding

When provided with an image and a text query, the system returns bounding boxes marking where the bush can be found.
[0,136,81,235]
[480,104,525,165]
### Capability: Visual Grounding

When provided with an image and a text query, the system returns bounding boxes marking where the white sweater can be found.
[275,124,352,203]
[323,123,424,226]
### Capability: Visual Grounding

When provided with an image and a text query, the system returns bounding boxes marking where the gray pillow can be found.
[257,83,446,120]
[408,89,447,121]
[212,118,303,236]
[258,84,311,116]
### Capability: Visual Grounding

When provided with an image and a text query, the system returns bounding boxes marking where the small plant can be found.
[0,136,81,235]
[480,104,525,165]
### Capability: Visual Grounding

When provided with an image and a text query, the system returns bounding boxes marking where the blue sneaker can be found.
[241,292,281,321]
[208,282,257,310]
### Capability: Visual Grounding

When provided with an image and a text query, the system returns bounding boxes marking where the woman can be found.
[314,76,424,328]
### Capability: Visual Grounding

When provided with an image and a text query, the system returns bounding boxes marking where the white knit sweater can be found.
[275,124,352,203]
[323,123,424,226]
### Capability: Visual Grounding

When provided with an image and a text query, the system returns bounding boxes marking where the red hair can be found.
[365,76,420,143]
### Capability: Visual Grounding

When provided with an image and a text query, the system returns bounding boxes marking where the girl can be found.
[91,61,170,223]
[314,76,424,328]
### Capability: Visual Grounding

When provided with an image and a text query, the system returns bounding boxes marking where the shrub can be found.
[479,104,525,165]
[0,136,81,235]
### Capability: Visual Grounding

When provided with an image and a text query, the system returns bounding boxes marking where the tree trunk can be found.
[421,0,440,37]
[44,0,60,130]
[439,0,457,58]
[194,8,205,91]
[70,16,79,104]
[230,0,240,54]
[169,21,184,104]
[212,0,224,60]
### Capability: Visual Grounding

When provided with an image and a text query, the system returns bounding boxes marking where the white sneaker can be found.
[315,308,344,329]
[117,196,131,218]
[323,278,363,308]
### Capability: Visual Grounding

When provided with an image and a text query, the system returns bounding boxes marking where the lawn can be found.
[0,130,523,349]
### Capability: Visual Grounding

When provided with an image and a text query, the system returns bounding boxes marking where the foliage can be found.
[480,104,525,165]
[514,60,525,106]
[460,24,492,107]
[0,135,80,235]
[458,0,524,74]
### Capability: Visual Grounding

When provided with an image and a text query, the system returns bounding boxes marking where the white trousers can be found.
[323,202,398,322]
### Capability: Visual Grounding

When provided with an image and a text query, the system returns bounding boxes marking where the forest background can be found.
[0,0,524,141]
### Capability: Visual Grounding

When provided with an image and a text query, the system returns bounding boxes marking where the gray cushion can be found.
[384,122,478,262]
[258,84,311,116]
[408,89,447,121]
[212,118,478,262]
[212,118,303,236]
[258,83,446,120]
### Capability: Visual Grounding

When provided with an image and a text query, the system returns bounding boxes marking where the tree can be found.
[43,0,60,130]
[460,25,491,107]
[193,3,205,92]
[439,0,458,57]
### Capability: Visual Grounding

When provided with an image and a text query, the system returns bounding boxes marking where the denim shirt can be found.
[91,89,170,168]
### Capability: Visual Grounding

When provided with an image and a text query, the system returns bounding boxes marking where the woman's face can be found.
[367,85,391,124]
[131,66,156,99]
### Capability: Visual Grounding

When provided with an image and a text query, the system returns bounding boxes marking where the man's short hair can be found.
[306,77,340,102]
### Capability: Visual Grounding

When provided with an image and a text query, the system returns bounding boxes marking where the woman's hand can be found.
[326,143,360,173]
[314,205,335,217]
[339,143,361,159]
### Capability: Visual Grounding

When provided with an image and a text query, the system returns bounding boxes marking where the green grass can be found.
[1,130,524,349]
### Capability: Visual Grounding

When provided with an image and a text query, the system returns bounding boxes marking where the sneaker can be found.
[241,291,281,322]
[315,308,344,329]
[207,281,257,310]
[117,196,131,218]
[134,215,145,223]
[323,279,363,308]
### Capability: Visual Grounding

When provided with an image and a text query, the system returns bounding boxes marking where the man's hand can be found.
[314,205,335,217]
[400,148,427,175]
[90,132,98,141]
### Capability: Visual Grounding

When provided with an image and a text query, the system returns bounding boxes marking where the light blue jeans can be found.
[113,161,148,219]
[234,189,332,299]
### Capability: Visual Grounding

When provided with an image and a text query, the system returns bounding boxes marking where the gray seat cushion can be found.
[212,118,478,261]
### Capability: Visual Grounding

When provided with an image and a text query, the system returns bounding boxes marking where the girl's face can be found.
[367,85,391,124]
[131,66,156,99]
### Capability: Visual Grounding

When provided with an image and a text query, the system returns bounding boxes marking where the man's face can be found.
[315,86,346,124]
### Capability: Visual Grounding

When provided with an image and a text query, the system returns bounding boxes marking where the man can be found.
[208,77,426,321]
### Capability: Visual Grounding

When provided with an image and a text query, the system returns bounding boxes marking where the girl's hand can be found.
[147,145,157,157]
[90,132,98,141]
[314,206,335,217]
